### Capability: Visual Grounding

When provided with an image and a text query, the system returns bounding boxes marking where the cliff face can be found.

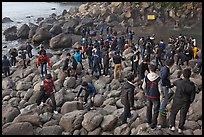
[67,2,202,29]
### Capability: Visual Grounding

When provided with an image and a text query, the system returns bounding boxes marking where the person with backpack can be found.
[74,49,84,70]
[9,48,18,67]
[169,68,196,134]
[2,55,10,77]
[75,81,97,110]
[36,73,58,114]
[36,51,51,78]
[19,49,27,69]
[120,74,136,124]
[142,64,161,129]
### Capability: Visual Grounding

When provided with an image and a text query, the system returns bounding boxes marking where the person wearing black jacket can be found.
[138,57,150,86]
[9,48,18,67]
[169,68,196,134]
[19,49,27,69]
[26,42,33,58]
[120,74,135,124]
[113,51,124,79]
[130,48,140,77]
[2,55,10,77]
[86,44,93,69]
[102,50,110,76]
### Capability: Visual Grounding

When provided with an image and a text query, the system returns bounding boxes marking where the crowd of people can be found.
[2,25,202,134]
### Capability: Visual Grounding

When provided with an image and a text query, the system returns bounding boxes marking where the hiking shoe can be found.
[157,124,161,129]
[83,102,86,105]
[170,126,176,132]
[40,102,44,107]
[90,107,95,110]
[54,111,58,114]
[178,128,182,134]
[146,123,150,128]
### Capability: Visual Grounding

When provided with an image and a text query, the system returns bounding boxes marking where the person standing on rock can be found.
[2,55,10,77]
[75,81,97,110]
[113,51,124,79]
[91,49,101,76]
[142,64,161,129]
[36,51,51,78]
[19,49,27,69]
[74,49,84,70]
[138,57,150,87]
[37,73,58,114]
[86,44,93,69]
[9,48,18,67]
[62,53,71,76]
[120,74,136,124]
[130,47,140,77]
[25,41,33,58]
[169,68,196,134]
[102,49,110,76]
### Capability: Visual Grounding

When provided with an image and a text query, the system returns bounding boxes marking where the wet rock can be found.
[2,122,34,135]
[2,17,13,23]
[17,24,30,39]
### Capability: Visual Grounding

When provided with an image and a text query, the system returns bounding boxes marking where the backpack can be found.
[40,55,47,64]
[145,76,160,98]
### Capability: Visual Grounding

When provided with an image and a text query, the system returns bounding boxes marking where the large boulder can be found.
[3,26,18,41]
[80,16,94,27]
[78,3,89,14]
[3,26,17,35]
[2,104,20,125]
[63,77,76,89]
[2,122,34,135]
[2,17,13,23]
[59,110,84,132]
[54,88,65,107]
[72,41,81,49]
[62,19,79,33]
[49,33,72,49]
[60,101,83,115]
[17,24,30,39]
[16,81,32,91]
[82,111,104,132]
[32,27,52,44]
[13,111,41,126]
[101,114,118,131]
[49,24,62,36]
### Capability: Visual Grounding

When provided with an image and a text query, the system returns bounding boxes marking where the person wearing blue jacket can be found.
[2,55,11,77]
[159,59,174,117]
[75,81,97,110]
[74,49,84,70]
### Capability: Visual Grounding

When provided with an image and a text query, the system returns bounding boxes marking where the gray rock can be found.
[17,24,30,39]
[108,90,121,98]
[16,81,32,91]
[116,99,123,108]
[2,104,20,125]
[183,129,194,135]
[102,98,116,107]
[73,129,80,135]
[23,88,34,101]
[50,33,72,49]
[93,94,105,107]
[38,125,63,135]
[193,129,202,135]
[80,16,94,26]
[131,123,148,135]
[39,112,52,123]
[60,101,83,115]
[49,24,62,36]
[88,127,101,135]
[3,26,17,35]
[184,120,200,130]
[43,119,58,127]
[101,114,118,131]
[62,19,79,33]
[55,88,65,107]
[2,17,13,23]
[8,97,21,107]
[63,77,76,89]
[82,111,104,132]
[59,110,84,132]
[2,122,34,135]
[32,27,52,44]
[13,111,41,126]
[114,123,130,135]
[80,127,88,135]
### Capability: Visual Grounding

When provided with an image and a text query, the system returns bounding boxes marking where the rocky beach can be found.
[2,2,202,135]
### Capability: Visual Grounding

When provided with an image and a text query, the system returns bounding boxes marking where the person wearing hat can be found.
[37,73,58,114]
[2,55,10,77]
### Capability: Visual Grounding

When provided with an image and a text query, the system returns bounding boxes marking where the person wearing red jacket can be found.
[36,51,51,78]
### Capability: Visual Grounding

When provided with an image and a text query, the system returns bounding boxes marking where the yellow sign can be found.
[147,15,155,20]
